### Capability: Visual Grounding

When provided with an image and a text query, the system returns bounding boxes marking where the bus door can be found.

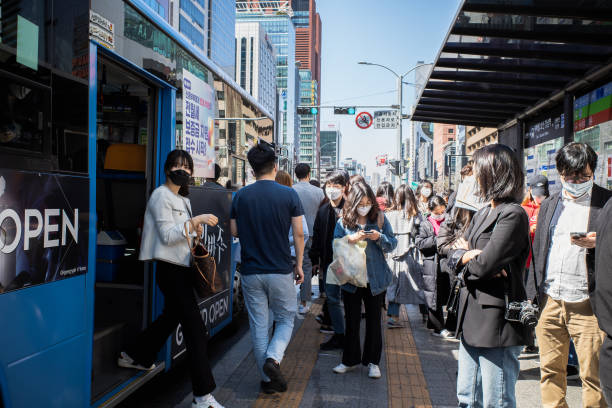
[90,49,175,407]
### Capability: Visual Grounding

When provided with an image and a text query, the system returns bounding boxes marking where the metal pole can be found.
[397,76,403,187]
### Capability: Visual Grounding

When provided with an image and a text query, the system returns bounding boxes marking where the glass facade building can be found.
[299,69,317,171]
[177,0,207,52]
[208,0,236,77]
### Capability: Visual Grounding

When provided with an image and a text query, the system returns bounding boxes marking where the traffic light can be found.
[389,160,400,175]
[334,106,356,115]
[297,106,318,115]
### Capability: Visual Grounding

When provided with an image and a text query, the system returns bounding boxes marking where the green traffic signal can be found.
[347,107,355,115]
[311,107,318,115]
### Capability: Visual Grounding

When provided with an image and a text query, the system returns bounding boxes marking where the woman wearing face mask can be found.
[375,181,395,212]
[118,150,224,408]
[332,182,397,379]
[416,180,434,216]
[415,195,454,338]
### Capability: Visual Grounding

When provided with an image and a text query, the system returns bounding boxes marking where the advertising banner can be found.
[171,184,232,360]
[0,170,89,294]
[525,106,565,147]
[182,69,215,178]
[524,137,564,195]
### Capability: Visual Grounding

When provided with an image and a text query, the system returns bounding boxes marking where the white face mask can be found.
[421,188,432,198]
[430,213,445,221]
[561,179,593,198]
[357,205,372,217]
[326,187,342,201]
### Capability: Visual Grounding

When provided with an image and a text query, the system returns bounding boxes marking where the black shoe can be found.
[315,314,324,324]
[260,380,286,394]
[263,358,287,391]
[320,334,344,351]
[567,365,580,381]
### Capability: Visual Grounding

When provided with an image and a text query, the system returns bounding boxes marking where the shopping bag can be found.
[327,236,368,288]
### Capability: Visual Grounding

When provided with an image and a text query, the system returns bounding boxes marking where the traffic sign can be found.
[373,110,399,129]
[355,111,373,129]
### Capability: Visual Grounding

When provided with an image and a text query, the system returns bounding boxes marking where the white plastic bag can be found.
[326,236,368,287]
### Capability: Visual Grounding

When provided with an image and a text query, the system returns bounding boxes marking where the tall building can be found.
[433,124,457,182]
[291,0,322,177]
[235,22,277,114]
[236,1,299,169]
[320,122,342,172]
[208,0,236,77]
[466,126,498,154]
[174,0,208,52]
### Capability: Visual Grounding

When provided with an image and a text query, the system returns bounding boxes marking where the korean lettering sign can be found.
[182,69,215,178]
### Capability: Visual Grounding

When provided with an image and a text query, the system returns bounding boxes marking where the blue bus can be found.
[0,1,268,407]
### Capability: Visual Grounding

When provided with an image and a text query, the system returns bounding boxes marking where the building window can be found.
[249,37,254,95]
[179,15,204,49]
[179,0,204,28]
[240,37,247,89]
[448,128,454,134]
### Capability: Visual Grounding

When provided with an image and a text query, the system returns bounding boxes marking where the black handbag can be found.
[184,221,219,298]
[446,276,461,317]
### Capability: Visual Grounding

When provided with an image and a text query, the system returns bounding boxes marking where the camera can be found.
[505,301,539,328]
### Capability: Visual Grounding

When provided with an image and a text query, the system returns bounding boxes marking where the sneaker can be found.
[320,325,334,334]
[298,303,311,315]
[260,380,286,394]
[193,394,224,408]
[432,329,454,339]
[320,334,344,351]
[117,352,155,371]
[386,318,404,329]
[333,363,358,374]
[368,363,381,379]
[263,358,287,391]
[567,365,580,381]
[315,314,324,324]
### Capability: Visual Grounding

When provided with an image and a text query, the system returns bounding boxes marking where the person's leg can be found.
[427,306,445,332]
[125,263,180,367]
[241,273,271,381]
[341,289,362,367]
[265,273,297,364]
[326,283,345,334]
[566,299,607,408]
[387,302,400,317]
[478,346,522,408]
[600,336,612,405]
[362,290,384,365]
[300,241,313,305]
[457,337,483,408]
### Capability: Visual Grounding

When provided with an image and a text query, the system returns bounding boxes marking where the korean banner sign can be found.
[182,69,216,178]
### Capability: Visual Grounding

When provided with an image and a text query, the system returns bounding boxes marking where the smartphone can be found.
[570,232,587,239]
[363,230,374,235]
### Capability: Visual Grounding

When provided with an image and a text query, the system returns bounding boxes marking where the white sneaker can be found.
[368,363,381,379]
[333,363,358,374]
[192,394,224,408]
[117,351,155,371]
[298,303,311,314]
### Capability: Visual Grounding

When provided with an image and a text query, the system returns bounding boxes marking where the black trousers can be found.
[126,261,216,396]
[601,335,612,405]
[427,271,454,332]
[342,286,384,366]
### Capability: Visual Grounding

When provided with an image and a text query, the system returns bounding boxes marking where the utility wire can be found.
[321,89,396,105]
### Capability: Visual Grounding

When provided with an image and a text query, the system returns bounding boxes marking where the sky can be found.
[317,0,461,177]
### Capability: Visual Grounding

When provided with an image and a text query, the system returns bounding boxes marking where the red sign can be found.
[355,112,373,129]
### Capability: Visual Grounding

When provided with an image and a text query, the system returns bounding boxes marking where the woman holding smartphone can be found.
[332,182,397,379]
[118,150,224,408]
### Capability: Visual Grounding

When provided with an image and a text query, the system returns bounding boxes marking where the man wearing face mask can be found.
[310,170,349,350]
[528,142,612,408]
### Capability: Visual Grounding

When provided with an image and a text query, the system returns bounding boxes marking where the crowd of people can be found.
[117,139,612,408]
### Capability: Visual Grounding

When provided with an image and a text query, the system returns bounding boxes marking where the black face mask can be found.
[168,169,191,187]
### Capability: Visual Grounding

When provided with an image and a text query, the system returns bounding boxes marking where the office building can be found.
[466,126,498,154]
[173,0,208,52]
[320,122,342,173]
[433,124,456,182]
[208,0,236,77]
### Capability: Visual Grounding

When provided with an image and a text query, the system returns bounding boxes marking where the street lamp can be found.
[358,61,433,183]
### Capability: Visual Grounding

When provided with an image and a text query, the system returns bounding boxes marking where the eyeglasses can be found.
[562,173,593,184]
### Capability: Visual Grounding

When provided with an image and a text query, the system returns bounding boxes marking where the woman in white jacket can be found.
[117,150,224,408]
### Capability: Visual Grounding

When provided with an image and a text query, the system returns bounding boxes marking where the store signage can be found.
[89,11,114,49]
[374,110,399,129]
[525,106,565,147]
[0,170,89,295]
[355,111,373,129]
[182,69,216,178]
[574,82,612,132]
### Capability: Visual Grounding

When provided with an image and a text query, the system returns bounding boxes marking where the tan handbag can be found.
[184,221,219,298]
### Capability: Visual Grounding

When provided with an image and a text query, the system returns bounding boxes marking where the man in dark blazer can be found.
[528,142,612,408]
[593,199,612,404]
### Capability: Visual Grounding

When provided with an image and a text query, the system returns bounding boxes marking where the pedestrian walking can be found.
[293,163,325,315]
[332,182,397,379]
[310,170,349,350]
[416,180,434,216]
[527,142,612,408]
[415,195,454,339]
[230,141,305,395]
[375,181,394,212]
[447,144,531,408]
[593,198,612,405]
[385,185,425,329]
[118,150,224,408]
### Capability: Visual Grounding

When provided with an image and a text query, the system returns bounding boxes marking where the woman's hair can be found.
[275,170,293,187]
[376,181,394,209]
[391,184,418,217]
[349,174,365,186]
[472,144,525,203]
[343,181,380,229]
[442,207,475,250]
[164,149,194,197]
[428,195,447,212]
[555,142,598,177]
[416,180,433,199]
[460,163,473,179]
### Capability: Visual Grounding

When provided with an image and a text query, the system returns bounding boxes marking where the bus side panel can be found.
[6,334,87,408]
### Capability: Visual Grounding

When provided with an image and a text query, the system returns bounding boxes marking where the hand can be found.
[365,230,381,241]
[295,265,304,284]
[196,214,218,227]
[195,223,204,237]
[349,230,367,243]
[571,232,596,249]
[461,249,482,265]
[492,269,508,279]
[453,237,469,250]
[312,264,320,276]
[530,224,537,234]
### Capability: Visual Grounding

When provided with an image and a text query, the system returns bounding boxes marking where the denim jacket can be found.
[333,215,398,296]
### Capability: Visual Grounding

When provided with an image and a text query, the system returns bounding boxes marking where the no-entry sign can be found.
[355,111,373,129]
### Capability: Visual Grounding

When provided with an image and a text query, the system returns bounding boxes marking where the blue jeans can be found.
[241,273,297,382]
[457,337,522,408]
[325,282,345,334]
[388,302,401,317]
